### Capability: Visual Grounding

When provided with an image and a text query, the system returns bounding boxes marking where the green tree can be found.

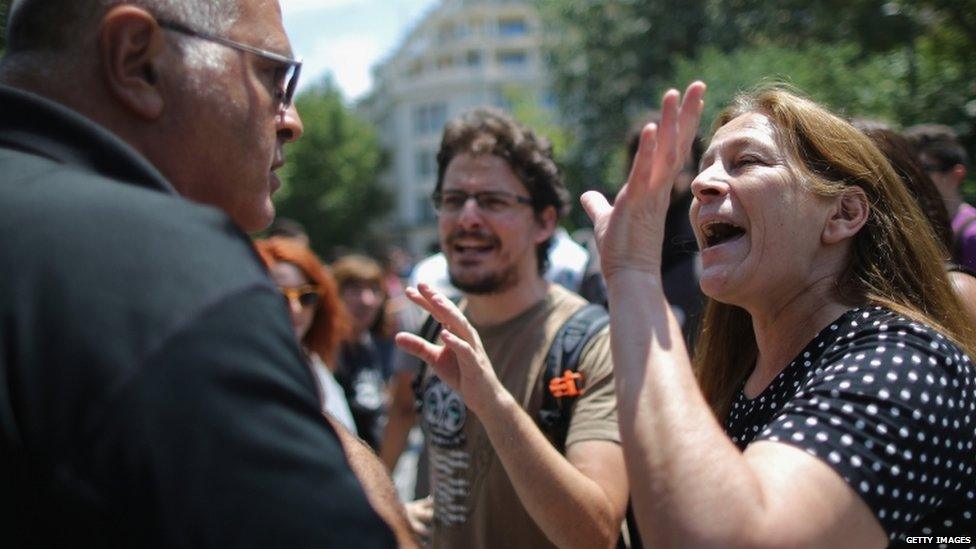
[538,0,976,199]
[273,77,391,259]
[670,43,912,132]
[537,0,708,194]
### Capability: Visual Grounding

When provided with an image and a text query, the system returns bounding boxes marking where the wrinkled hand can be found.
[405,496,434,541]
[395,283,505,416]
[581,82,706,282]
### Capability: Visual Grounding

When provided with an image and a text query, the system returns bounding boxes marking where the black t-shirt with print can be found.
[726,306,975,546]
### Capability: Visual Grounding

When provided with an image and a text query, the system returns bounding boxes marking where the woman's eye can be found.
[735,155,762,168]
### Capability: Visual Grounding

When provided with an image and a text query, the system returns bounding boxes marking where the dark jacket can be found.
[0,85,394,547]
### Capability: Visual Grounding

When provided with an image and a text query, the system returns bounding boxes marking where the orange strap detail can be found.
[548,370,585,398]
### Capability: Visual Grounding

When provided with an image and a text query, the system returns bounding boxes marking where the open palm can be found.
[394,284,504,416]
[581,82,706,281]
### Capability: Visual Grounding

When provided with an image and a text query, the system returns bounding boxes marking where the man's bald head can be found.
[2,0,302,233]
[6,0,240,56]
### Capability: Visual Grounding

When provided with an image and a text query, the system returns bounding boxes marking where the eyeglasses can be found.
[431,190,533,216]
[278,285,320,308]
[157,18,302,111]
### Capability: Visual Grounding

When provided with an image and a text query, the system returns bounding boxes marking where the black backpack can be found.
[410,302,643,548]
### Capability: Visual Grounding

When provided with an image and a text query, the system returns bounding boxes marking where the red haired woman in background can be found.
[254,237,357,433]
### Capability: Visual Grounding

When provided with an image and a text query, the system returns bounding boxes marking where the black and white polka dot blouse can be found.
[725,306,975,545]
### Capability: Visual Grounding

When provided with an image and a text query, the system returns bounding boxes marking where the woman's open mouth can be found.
[701,221,746,249]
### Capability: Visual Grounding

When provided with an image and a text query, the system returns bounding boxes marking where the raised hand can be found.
[394,283,505,416]
[581,82,706,281]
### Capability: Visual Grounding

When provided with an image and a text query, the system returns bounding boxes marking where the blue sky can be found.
[280,0,439,101]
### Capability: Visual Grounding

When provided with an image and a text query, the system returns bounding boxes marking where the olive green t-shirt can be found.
[418,284,619,549]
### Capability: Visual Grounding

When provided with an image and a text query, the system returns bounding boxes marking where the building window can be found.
[417,195,437,223]
[466,50,482,67]
[406,59,423,78]
[497,50,528,68]
[415,149,437,178]
[437,55,454,70]
[437,24,455,45]
[412,103,448,136]
[498,17,528,36]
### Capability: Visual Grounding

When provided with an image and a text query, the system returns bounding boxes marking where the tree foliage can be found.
[273,77,391,259]
[538,0,976,198]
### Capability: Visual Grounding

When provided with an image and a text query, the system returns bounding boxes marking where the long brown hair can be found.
[694,87,976,419]
[254,237,350,365]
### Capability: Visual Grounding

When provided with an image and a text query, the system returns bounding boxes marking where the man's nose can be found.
[456,196,484,227]
[278,103,304,143]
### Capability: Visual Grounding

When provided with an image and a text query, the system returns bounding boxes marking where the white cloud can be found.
[307,34,383,100]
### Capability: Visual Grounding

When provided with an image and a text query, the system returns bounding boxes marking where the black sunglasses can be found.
[157,18,302,110]
[279,285,320,308]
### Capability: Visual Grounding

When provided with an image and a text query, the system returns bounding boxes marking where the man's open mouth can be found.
[453,242,496,255]
[701,221,746,249]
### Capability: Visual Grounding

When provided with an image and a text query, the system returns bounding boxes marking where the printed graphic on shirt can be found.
[422,376,470,526]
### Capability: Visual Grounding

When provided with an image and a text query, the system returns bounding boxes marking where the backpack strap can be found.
[537,303,610,452]
[411,312,445,411]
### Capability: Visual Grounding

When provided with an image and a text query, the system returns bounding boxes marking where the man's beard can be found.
[444,228,520,294]
[449,262,519,295]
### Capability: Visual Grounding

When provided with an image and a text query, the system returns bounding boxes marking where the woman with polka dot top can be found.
[582,82,976,547]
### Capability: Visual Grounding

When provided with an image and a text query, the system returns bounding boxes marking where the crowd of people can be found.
[1,0,974,547]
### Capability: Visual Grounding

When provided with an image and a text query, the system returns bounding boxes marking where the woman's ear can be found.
[822,187,870,245]
[98,6,167,120]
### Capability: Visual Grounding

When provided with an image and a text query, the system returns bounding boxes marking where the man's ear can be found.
[98,6,167,120]
[534,205,558,245]
[822,187,870,245]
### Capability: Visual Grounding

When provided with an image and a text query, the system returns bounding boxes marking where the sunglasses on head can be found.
[278,285,320,308]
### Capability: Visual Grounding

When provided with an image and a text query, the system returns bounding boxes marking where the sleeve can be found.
[91,286,396,548]
[565,326,620,447]
[960,227,976,271]
[754,319,976,539]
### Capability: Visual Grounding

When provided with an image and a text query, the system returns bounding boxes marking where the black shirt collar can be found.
[0,83,176,195]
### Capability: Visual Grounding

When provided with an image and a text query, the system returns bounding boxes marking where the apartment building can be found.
[360,0,553,255]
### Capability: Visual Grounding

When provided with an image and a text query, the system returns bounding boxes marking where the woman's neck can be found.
[743,277,850,398]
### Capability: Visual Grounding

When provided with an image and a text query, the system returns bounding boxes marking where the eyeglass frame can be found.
[278,285,320,308]
[156,18,302,111]
[431,189,534,216]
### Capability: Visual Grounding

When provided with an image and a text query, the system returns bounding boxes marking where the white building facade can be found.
[360,0,553,255]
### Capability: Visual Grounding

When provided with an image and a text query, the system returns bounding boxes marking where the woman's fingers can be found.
[625,123,658,198]
[581,190,613,226]
[652,89,681,185]
[677,81,707,159]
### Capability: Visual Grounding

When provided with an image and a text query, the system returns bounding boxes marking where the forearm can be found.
[607,271,768,546]
[477,392,622,549]
[380,370,419,472]
[379,397,416,472]
[327,415,419,548]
